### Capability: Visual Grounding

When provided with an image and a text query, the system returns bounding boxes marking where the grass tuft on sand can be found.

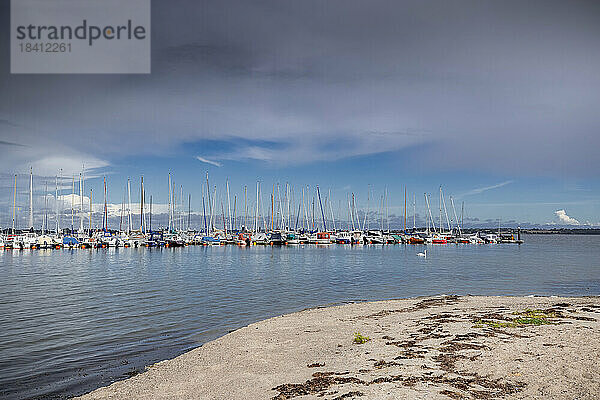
[353,332,371,344]
[473,309,558,328]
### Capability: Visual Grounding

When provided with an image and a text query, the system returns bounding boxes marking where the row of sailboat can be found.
[1,169,523,250]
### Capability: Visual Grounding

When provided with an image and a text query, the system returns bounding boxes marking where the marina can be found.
[1,170,525,251]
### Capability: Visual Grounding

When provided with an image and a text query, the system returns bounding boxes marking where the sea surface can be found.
[0,234,599,399]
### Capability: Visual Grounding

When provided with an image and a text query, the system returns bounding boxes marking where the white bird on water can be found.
[417,249,427,258]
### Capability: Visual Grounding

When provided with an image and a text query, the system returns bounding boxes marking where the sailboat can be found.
[62,173,81,248]
[34,179,54,249]
[311,187,332,244]
[199,173,224,245]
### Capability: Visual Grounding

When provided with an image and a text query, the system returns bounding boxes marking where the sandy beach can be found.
[76,295,600,399]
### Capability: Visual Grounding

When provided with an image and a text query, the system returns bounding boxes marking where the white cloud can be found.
[30,156,109,177]
[554,209,580,225]
[195,156,222,167]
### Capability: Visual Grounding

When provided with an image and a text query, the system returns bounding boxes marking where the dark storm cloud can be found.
[1,0,600,175]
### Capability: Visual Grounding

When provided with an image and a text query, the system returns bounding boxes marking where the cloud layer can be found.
[1,0,599,176]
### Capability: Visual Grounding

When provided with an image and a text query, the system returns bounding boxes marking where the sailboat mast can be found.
[364,186,369,230]
[89,189,93,234]
[187,193,191,231]
[12,174,17,234]
[120,189,124,233]
[295,199,301,231]
[413,194,416,230]
[172,182,176,231]
[232,195,237,231]
[277,183,284,230]
[450,196,462,237]
[177,185,181,231]
[221,201,226,233]
[385,186,389,232]
[271,185,274,231]
[317,186,327,231]
[383,189,386,231]
[127,178,132,234]
[211,185,217,233]
[149,195,152,232]
[140,177,145,233]
[254,182,259,233]
[29,167,33,229]
[202,186,207,234]
[303,186,309,231]
[404,186,407,232]
[78,172,83,232]
[425,193,437,234]
[43,180,48,234]
[350,193,356,230]
[379,195,384,231]
[71,175,75,232]
[311,195,315,231]
[441,188,451,232]
[413,194,417,231]
[260,183,267,231]
[328,188,336,231]
[179,185,183,231]
[244,185,248,229]
[103,177,108,231]
[226,180,231,232]
[53,175,60,235]
[206,173,212,232]
[58,170,63,233]
[79,168,84,232]
[55,175,59,233]
[167,173,172,231]
[356,194,362,231]
[439,186,442,234]
[286,183,290,230]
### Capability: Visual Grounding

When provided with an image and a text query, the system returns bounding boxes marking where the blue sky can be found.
[1,0,599,228]
[0,133,599,229]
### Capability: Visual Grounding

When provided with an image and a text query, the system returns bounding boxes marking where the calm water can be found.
[1,234,599,399]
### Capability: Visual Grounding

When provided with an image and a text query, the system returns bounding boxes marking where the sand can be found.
[76,295,600,399]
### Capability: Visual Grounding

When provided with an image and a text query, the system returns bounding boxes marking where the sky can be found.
[1,0,599,229]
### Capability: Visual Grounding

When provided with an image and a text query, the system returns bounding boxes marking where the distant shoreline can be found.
[456,228,600,235]
[77,295,600,400]
[520,229,600,235]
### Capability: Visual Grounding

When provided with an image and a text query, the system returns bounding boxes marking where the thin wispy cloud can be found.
[458,180,514,198]
[195,156,222,167]
[0,140,27,147]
